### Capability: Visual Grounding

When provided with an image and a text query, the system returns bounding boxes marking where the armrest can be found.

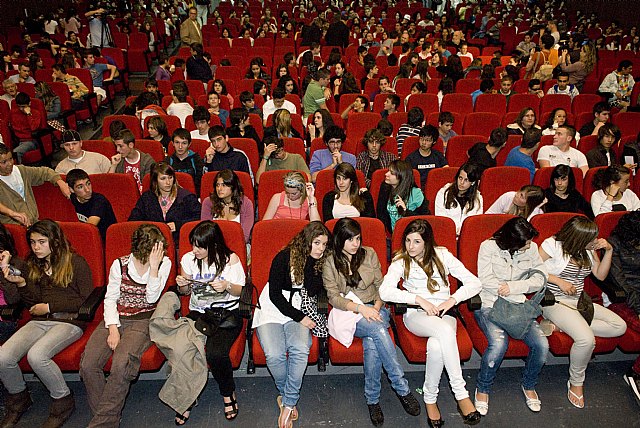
[541,289,556,307]
[466,295,482,311]
[317,288,328,316]
[76,286,106,322]
[0,302,24,321]
[238,278,254,319]
[32,128,53,139]
[393,303,407,315]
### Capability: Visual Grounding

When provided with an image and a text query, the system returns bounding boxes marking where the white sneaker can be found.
[623,370,640,405]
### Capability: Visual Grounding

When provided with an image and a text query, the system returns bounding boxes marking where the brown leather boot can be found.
[41,392,75,428]
[0,389,32,428]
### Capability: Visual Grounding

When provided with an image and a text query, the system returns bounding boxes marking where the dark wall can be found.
[0,0,69,32]
[567,0,640,27]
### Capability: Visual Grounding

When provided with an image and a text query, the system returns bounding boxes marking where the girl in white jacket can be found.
[379,219,482,427]
[590,165,640,216]
[435,163,483,235]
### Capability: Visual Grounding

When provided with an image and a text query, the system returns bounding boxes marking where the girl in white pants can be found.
[380,219,482,427]
[539,216,627,409]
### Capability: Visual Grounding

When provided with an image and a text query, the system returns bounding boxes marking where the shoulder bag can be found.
[488,269,547,340]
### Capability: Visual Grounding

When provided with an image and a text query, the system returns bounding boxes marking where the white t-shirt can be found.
[0,167,25,199]
[537,145,588,168]
[167,102,194,127]
[180,251,245,312]
[590,189,640,216]
[262,99,297,120]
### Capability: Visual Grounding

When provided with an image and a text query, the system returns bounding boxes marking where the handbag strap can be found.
[517,268,547,304]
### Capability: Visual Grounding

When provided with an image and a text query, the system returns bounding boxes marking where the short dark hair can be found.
[618,60,633,71]
[272,87,286,99]
[172,128,191,143]
[15,92,30,106]
[239,90,254,103]
[192,105,211,122]
[386,94,400,108]
[521,128,542,149]
[116,129,135,145]
[407,107,424,127]
[208,125,227,140]
[488,127,508,147]
[109,120,126,139]
[376,119,393,136]
[557,72,570,79]
[419,124,439,141]
[593,101,610,115]
[144,77,158,88]
[438,111,454,124]
[65,168,90,188]
[172,81,188,102]
[528,79,541,88]
[480,79,494,92]
[323,125,346,144]
[229,108,248,126]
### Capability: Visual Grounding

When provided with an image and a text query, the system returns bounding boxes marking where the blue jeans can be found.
[475,307,549,393]
[355,306,409,404]
[13,140,38,164]
[257,321,311,408]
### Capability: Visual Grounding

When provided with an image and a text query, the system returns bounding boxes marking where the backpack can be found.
[533,52,554,82]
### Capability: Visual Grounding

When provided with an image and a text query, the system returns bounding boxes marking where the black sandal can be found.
[223,395,238,421]
[175,403,195,426]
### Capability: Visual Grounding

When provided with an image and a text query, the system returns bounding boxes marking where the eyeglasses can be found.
[327,139,342,146]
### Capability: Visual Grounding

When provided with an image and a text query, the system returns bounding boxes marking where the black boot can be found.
[0,389,32,428]
[41,391,75,428]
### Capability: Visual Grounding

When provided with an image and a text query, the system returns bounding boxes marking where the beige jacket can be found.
[322,247,383,311]
[0,165,61,225]
[149,292,208,414]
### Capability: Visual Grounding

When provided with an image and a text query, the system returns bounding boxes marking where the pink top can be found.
[273,192,309,220]
[200,195,255,243]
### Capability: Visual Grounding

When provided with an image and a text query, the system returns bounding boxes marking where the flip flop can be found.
[567,381,584,409]
[277,395,298,420]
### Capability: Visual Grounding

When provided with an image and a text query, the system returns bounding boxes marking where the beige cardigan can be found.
[322,247,383,311]
[0,165,61,225]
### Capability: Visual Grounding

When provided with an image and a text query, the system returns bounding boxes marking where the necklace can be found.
[160,195,171,207]
[286,196,303,219]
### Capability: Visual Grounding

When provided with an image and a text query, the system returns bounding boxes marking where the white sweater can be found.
[434,183,483,234]
[379,247,482,306]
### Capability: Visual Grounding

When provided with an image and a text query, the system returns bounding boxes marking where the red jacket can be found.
[10,106,41,140]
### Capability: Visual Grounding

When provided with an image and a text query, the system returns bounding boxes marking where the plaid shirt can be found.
[356,150,398,187]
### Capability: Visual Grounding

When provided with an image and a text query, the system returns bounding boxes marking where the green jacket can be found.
[0,165,61,225]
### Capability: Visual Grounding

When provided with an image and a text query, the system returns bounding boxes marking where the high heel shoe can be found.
[457,401,481,426]
[175,402,196,426]
[425,403,444,428]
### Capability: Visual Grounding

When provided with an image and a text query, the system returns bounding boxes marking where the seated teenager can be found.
[376,160,430,234]
[355,129,398,188]
[66,169,117,241]
[406,125,448,189]
[200,169,254,245]
[263,171,321,221]
[543,165,594,218]
[486,185,547,221]
[128,162,201,242]
[322,162,375,221]
[435,163,483,235]
[590,165,640,215]
[80,224,170,427]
